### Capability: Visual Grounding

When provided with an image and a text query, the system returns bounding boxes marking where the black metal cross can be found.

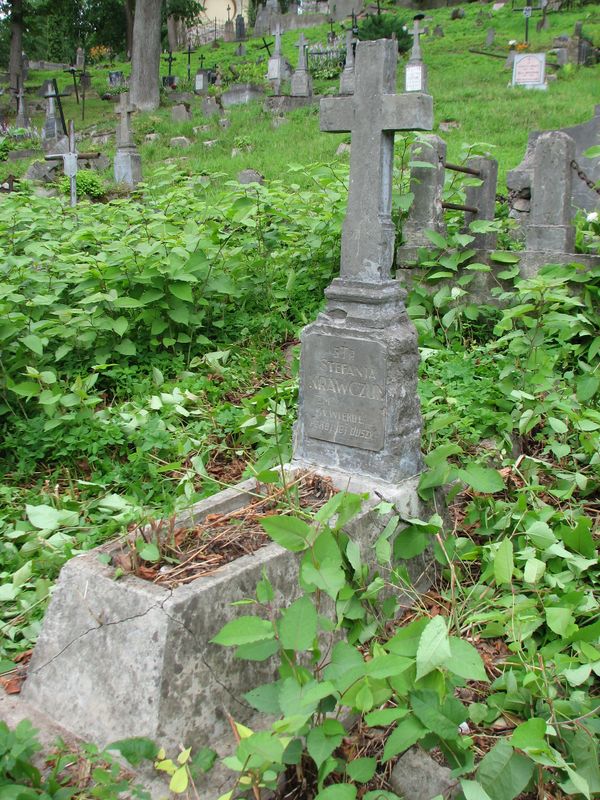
[64,66,80,104]
[163,50,176,76]
[199,53,206,70]
[187,41,195,80]
[259,37,273,57]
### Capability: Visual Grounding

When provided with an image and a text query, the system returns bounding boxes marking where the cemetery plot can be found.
[114,471,335,586]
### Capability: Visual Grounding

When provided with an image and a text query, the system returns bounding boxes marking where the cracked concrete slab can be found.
[22,471,432,798]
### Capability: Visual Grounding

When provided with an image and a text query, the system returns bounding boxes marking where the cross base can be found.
[293,278,423,484]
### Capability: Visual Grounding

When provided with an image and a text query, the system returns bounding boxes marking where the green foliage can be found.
[357,14,411,53]
[58,168,105,199]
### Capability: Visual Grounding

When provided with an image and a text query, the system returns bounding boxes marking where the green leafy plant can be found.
[58,169,105,199]
[357,15,411,53]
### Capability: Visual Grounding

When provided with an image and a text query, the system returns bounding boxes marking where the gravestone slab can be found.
[339,31,356,95]
[507,105,600,214]
[486,27,495,47]
[294,40,433,484]
[172,103,192,122]
[512,52,547,89]
[195,70,209,94]
[221,83,265,107]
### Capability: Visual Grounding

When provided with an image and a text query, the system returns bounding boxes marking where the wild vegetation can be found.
[0,2,599,799]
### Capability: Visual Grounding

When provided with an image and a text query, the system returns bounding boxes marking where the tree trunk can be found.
[9,0,24,96]
[130,0,162,111]
[124,0,135,59]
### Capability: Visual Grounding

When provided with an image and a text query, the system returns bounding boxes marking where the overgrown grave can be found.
[397,111,600,298]
[22,38,438,797]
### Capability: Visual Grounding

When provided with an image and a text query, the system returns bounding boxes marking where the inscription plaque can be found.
[405,63,425,93]
[512,53,546,89]
[304,335,386,451]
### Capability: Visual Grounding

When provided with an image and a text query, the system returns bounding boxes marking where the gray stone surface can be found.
[42,96,60,142]
[526,131,575,253]
[507,105,600,215]
[221,83,265,107]
[339,31,355,96]
[400,134,446,252]
[390,747,459,800]
[264,95,318,113]
[405,17,428,93]
[202,97,222,117]
[145,133,160,142]
[23,471,431,799]
[433,25,444,37]
[170,136,191,148]
[512,52,547,90]
[194,70,209,94]
[237,168,265,184]
[114,150,142,187]
[486,27,495,47]
[464,155,499,250]
[267,24,292,82]
[24,159,59,182]
[171,102,192,122]
[290,33,312,97]
[294,40,433,484]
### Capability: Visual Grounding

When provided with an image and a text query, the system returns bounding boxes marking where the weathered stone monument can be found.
[290,32,312,97]
[75,46,85,70]
[195,68,209,94]
[508,106,600,216]
[511,52,547,90]
[41,87,60,143]
[405,15,428,93]
[14,83,30,129]
[267,23,292,87]
[339,30,356,95]
[113,92,142,188]
[293,39,433,482]
[485,27,495,47]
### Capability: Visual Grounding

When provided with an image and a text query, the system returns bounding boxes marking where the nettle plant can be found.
[188,491,490,800]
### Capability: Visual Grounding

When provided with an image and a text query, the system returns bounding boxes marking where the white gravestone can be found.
[512,52,547,90]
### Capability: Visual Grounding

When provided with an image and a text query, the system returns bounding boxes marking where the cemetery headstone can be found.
[464,155,499,250]
[401,135,446,249]
[113,91,142,188]
[221,83,265,107]
[451,8,465,20]
[512,52,547,90]
[290,32,313,97]
[405,15,427,93]
[14,82,30,129]
[235,43,246,57]
[235,14,246,41]
[339,30,356,95]
[21,52,29,81]
[267,23,292,84]
[433,25,444,37]
[293,39,433,482]
[195,69,209,94]
[485,27,495,47]
[42,92,60,142]
[224,19,235,42]
[526,131,575,253]
[507,105,600,215]
[75,47,85,70]
[108,71,125,88]
[172,102,192,122]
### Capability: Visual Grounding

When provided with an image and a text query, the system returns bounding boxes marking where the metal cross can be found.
[319,39,433,281]
[163,50,176,75]
[259,37,273,57]
[44,120,100,207]
[187,41,195,80]
[199,53,206,69]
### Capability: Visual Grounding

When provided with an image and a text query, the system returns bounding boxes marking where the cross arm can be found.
[320,96,354,133]
[381,92,433,132]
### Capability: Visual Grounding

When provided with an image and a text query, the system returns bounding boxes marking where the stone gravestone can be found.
[433,25,444,37]
[267,23,291,87]
[113,91,142,188]
[15,83,30,129]
[108,71,125,88]
[339,30,356,95]
[486,27,495,47]
[41,88,60,142]
[235,14,246,41]
[405,16,427,93]
[512,53,547,90]
[290,32,312,97]
[293,39,433,483]
[75,47,85,70]
[508,106,600,216]
[195,69,209,94]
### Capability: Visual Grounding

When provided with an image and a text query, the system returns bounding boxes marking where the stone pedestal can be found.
[290,69,312,97]
[400,134,446,251]
[294,280,423,484]
[526,131,575,254]
[114,148,142,187]
[464,155,499,250]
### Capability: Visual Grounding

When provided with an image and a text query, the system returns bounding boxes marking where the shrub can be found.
[59,169,105,199]
[357,14,411,53]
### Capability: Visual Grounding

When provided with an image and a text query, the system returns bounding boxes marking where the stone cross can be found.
[339,30,355,95]
[116,91,135,148]
[320,39,433,281]
[296,32,308,71]
[409,16,423,61]
[273,23,282,57]
[15,82,29,129]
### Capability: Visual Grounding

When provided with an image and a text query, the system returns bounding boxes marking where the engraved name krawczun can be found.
[304,336,386,451]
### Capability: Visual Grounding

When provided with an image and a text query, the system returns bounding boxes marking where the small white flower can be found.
[508,39,517,45]
[403,25,407,31]
[586,211,598,222]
